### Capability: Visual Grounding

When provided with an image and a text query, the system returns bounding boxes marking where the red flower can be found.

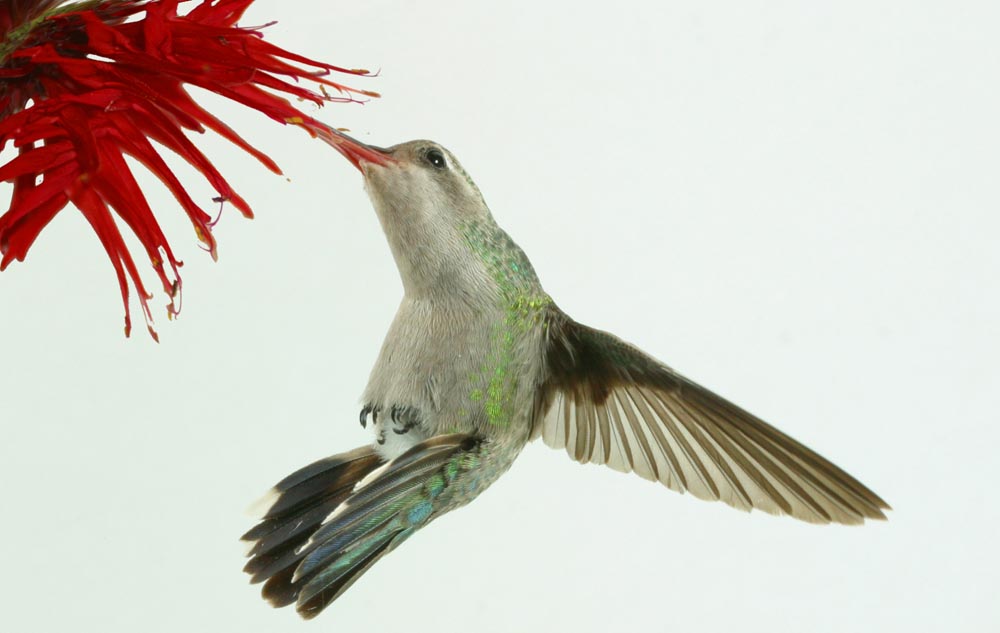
[0,0,376,339]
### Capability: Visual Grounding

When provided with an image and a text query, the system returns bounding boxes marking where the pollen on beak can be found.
[318,126,394,172]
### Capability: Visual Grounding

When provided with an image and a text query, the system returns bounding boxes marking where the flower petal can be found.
[1,0,376,338]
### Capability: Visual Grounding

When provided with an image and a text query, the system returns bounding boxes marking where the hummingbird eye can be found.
[424,148,447,170]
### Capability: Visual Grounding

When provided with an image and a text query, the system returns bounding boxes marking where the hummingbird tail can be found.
[242,434,485,619]
[241,446,384,608]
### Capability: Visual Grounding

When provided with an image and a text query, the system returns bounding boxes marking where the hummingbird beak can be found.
[317,126,394,172]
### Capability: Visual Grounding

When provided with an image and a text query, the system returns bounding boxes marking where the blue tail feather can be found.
[243,434,483,619]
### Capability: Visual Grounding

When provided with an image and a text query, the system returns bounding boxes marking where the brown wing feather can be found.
[534,309,889,525]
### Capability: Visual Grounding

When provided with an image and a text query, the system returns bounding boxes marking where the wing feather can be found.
[534,310,889,524]
[616,387,660,482]
[605,393,635,475]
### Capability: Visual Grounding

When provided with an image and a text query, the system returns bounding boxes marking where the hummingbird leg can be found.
[369,405,386,444]
[361,403,387,444]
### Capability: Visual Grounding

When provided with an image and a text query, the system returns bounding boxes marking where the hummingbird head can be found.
[322,130,501,300]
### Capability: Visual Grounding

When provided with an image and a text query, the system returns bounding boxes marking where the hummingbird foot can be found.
[360,403,389,431]
[361,402,425,451]
[390,404,421,435]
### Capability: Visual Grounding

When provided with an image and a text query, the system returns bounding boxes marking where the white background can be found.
[1,1,997,631]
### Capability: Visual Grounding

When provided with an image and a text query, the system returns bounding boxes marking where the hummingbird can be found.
[241,131,889,619]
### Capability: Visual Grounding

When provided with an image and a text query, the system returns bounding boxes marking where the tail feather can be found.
[242,434,483,619]
[243,502,339,580]
[241,446,384,605]
[295,511,399,583]
[301,442,464,562]
[297,530,404,619]
[297,524,411,618]
[253,446,383,525]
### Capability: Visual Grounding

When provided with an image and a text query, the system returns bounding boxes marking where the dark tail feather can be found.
[242,446,384,608]
[296,521,406,619]
[242,434,482,619]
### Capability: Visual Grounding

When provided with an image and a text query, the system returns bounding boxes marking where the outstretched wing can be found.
[533,310,889,525]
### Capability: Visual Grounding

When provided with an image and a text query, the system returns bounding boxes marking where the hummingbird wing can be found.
[534,310,889,525]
